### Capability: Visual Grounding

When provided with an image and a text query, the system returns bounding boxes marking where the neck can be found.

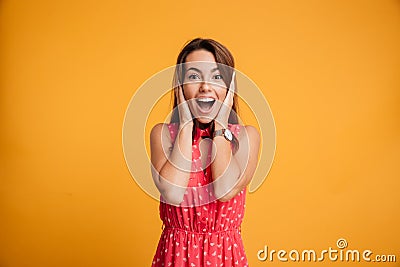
[194,119,212,130]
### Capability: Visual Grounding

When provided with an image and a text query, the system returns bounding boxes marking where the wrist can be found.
[179,121,193,131]
[214,120,227,130]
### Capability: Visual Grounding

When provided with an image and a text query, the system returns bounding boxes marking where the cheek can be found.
[182,84,198,99]
[216,88,228,101]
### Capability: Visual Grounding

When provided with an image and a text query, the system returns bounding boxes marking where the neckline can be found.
[195,125,211,138]
[194,119,212,130]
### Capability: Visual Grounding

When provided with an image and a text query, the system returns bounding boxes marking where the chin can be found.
[196,117,214,124]
[192,112,216,124]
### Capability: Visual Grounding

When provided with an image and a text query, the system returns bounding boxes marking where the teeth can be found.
[197,98,215,102]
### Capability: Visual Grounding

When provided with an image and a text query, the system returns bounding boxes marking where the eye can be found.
[188,73,200,80]
[213,74,223,80]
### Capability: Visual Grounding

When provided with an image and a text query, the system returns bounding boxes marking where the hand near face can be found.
[175,86,193,128]
[215,71,236,128]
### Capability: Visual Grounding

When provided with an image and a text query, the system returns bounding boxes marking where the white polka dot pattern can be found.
[152,123,248,267]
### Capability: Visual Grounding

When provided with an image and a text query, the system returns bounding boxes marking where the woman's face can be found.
[182,49,228,124]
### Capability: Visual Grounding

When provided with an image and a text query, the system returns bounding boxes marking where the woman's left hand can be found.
[215,71,236,129]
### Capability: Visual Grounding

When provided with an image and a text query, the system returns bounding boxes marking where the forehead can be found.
[184,49,218,72]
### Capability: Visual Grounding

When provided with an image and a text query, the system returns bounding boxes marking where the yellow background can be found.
[1,0,399,266]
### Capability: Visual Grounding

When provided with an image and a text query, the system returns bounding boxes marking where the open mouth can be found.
[196,97,216,113]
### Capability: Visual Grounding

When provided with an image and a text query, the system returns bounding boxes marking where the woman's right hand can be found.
[175,86,193,128]
[149,86,194,205]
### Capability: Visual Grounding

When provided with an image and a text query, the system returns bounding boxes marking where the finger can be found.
[177,86,192,116]
[175,86,185,105]
[228,71,236,93]
[223,72,236,106]
[177,86,186,104]
[175,87,179,103]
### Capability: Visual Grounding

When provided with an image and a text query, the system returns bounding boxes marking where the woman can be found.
[150,38,260,267]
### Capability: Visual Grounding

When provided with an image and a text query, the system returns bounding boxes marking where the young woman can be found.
[150,38,260,267]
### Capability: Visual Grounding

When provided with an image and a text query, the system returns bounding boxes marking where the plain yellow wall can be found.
[1,1,399,266]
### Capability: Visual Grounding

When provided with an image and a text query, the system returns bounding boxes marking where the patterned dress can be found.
[152,123,248,267]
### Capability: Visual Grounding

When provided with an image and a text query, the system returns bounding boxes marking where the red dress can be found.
[152,123,249,267]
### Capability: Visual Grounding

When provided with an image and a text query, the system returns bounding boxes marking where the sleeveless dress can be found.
[151,123,249,267]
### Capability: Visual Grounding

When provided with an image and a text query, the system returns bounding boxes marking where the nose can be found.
[200,81,212,92]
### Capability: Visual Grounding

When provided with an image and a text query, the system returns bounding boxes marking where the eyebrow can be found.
[186,67,219,73]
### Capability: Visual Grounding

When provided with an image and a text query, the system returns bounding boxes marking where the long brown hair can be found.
[170,38,239,153]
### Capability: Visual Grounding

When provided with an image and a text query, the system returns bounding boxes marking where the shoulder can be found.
[229,124,260,142]
[243,125,260,140]
[150,123,164,138]
[150,123,176,144]
[239,125,261,148]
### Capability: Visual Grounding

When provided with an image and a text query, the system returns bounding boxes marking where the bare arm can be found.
[211,124,260,201]
[150,85,194,206]
[210,72,261,201]
[150,122,193,206]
